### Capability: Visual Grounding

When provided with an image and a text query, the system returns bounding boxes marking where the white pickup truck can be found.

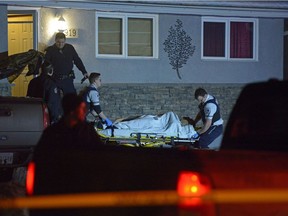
[0,96,49,182]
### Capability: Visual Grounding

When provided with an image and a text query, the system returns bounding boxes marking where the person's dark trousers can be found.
[45,82,62,124]
[55,78,76,95]
[198,125,223,149]
[46,78,75,124]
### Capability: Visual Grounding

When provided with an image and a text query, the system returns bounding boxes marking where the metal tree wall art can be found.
[163,19,195,79]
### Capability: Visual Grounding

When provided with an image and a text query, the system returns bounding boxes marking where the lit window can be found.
[98,17,123,55]
[201,17,258,60]
[96,12,158,59]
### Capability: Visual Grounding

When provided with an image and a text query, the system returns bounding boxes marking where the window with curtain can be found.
[96,12,158,58]
[202,17,257,60]
[230,22,253,59]
[98,17,122,55]
[203,22,225,57]
[128,18,153,56]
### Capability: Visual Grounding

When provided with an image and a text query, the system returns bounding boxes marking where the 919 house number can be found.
[64,28,78,38]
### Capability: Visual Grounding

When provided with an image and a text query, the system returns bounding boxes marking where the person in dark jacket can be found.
[36,93,104,148]
[26,74,45,99]
[45,32,89,95]
[26,60,62,124]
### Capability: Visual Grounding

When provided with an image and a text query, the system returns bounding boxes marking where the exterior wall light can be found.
[57,15,67,32]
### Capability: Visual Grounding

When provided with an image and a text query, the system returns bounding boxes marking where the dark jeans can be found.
[54,78,76,95]
[198,125,223,148]
[45,78,75,124]
[45,82,62,123]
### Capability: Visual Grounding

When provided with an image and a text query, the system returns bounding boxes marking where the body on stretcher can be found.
[96,112,199,148]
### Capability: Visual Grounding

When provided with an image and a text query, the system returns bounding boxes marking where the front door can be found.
[8,13,34,96]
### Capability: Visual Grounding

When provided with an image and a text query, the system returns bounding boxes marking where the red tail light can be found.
[42,104,50,129]
[26,162,35,195]
[177,171,211,197]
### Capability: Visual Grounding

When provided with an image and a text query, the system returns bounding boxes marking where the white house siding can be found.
[38,8,284,84]
[1,5,285,124]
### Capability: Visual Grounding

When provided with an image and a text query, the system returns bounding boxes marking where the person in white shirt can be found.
[83,72,113,127]
[190,88,224,148]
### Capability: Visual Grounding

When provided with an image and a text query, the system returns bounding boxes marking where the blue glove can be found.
[105,118,113,127]
[191,132,200,140]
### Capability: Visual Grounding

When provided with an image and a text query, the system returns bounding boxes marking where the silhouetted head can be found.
[62,93,86,120]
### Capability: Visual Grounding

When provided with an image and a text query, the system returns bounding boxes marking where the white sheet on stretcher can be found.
[98,111,197,139]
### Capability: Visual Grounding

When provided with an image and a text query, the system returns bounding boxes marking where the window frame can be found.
[96,12,159,59]
[201,17,258,61]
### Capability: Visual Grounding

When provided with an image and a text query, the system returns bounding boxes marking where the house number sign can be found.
[64,28,78,38]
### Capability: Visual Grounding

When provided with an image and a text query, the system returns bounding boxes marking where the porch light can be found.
[57,15,67,32]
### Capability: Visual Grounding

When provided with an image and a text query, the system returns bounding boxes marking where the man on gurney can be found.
[82,72,113,128]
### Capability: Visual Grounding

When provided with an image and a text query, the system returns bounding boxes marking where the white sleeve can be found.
[88,90,100,106]
[204,103,217,120]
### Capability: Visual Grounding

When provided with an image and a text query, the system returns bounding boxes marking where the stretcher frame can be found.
[99,128,196,148]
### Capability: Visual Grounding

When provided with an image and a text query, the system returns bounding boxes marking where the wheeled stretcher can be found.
[100,132,196,148]
[96,112,198,148]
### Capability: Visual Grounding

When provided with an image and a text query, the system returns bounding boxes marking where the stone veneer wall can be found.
[76,83,244,129]
[1,83,243,128]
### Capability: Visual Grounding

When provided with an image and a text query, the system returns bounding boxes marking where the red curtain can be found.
[230,22,253,58]
[203,22,225,57]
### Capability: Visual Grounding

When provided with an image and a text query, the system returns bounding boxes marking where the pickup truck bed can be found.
[0,96,49,182]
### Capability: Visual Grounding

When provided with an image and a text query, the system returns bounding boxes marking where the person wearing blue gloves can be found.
[191,88,223,149]
[83,72,113,127]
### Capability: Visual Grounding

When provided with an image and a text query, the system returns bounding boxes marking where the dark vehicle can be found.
[26,79,288,216]
[222,79,288,151]
[0,96,49,182]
